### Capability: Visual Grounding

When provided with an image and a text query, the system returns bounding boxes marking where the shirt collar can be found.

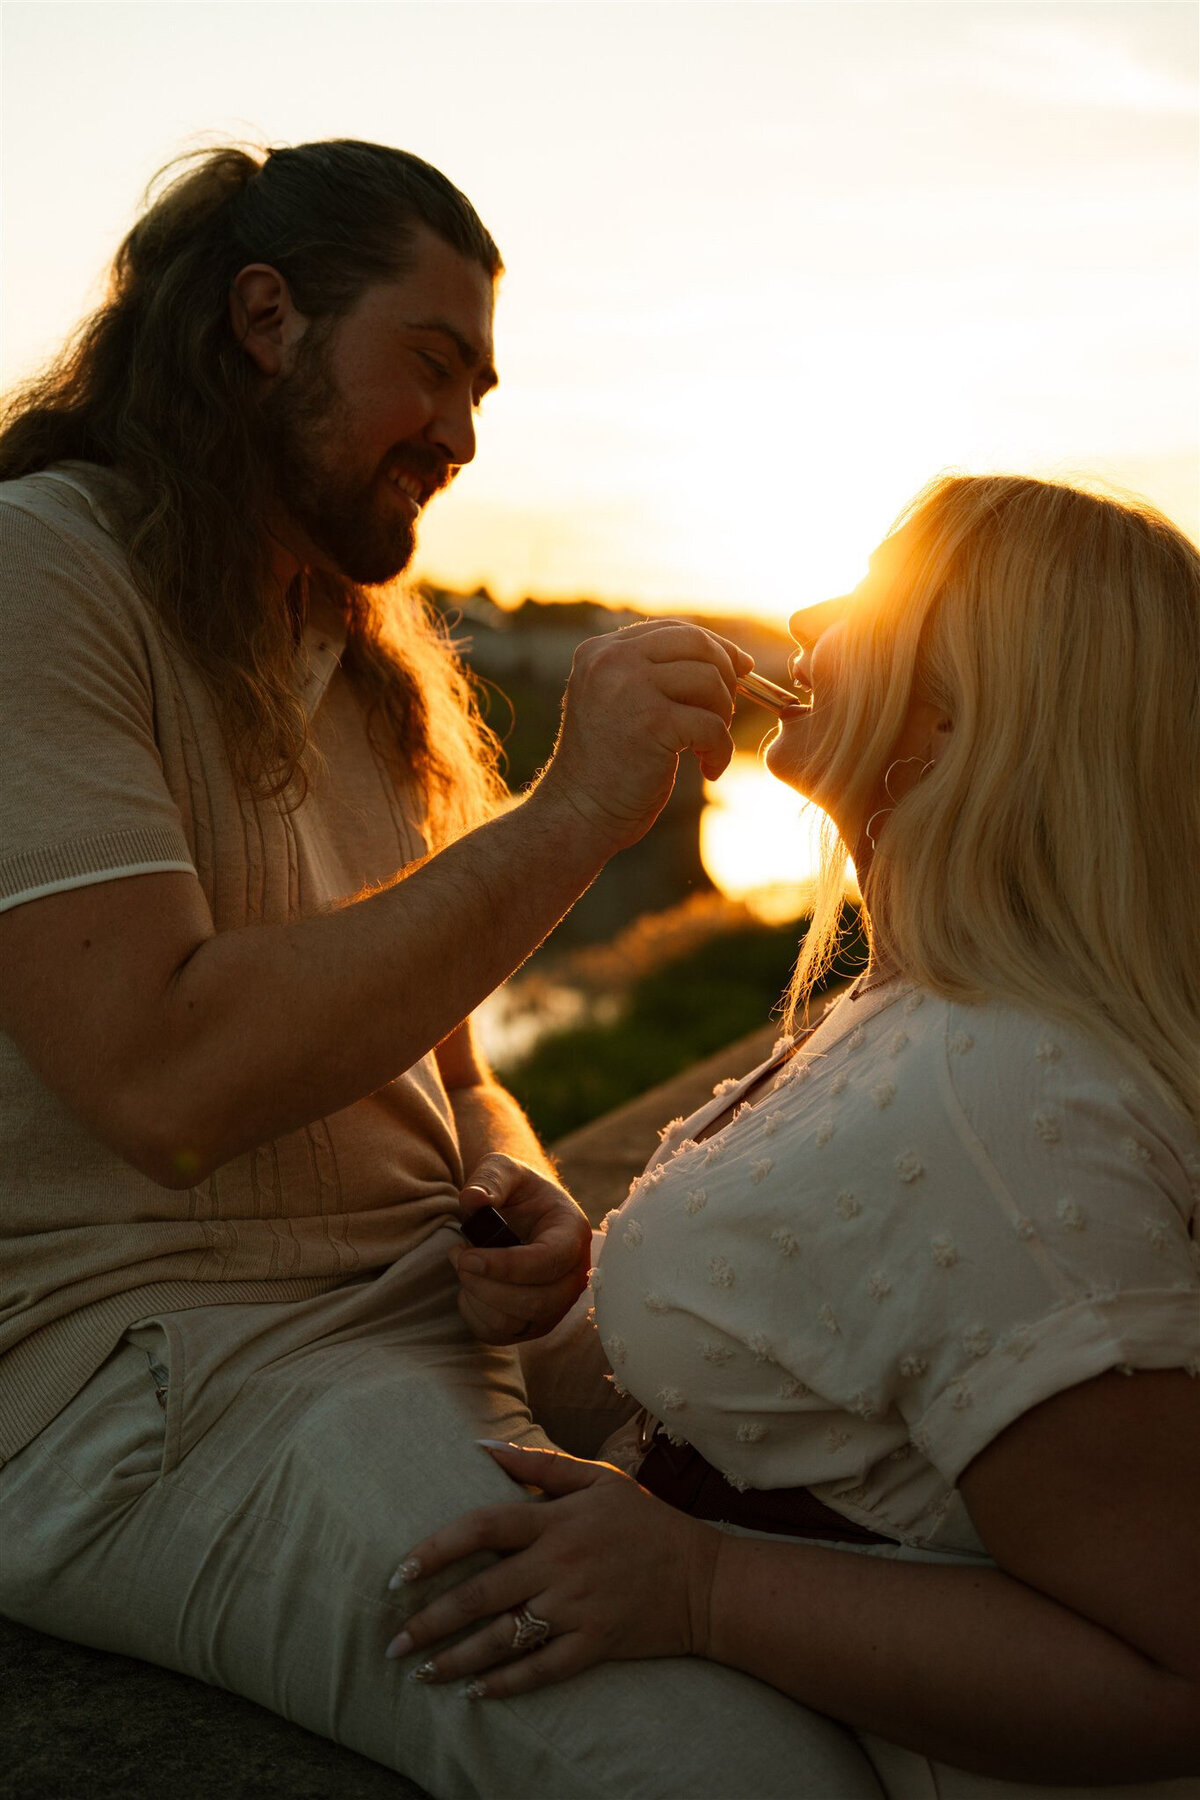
[296,582,347,721]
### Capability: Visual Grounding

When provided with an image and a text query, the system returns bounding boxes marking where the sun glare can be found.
[700,754,843,925]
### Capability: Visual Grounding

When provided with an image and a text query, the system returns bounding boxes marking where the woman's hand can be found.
[449,1156,591,1344]
[385,1442,721,1698]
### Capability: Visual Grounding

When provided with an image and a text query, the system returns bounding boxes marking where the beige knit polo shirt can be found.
[0,465,468,1462]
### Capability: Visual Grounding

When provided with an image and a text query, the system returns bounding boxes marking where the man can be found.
[0,142,880,1799]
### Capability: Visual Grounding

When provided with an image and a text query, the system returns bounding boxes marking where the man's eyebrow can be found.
[403,317,498,391]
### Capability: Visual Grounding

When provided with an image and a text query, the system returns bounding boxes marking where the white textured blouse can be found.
[592,984,1200,1556]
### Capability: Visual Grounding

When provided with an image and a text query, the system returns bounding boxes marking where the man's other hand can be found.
[449,1154,591,1344]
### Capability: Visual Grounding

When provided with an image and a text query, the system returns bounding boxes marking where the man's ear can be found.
[228,263,306,378]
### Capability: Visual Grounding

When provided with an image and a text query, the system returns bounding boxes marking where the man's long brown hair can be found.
[0,139,507,840]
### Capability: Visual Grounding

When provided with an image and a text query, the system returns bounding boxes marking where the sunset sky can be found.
[3,1,1197,623]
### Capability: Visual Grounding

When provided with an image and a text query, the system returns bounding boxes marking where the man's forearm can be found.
[142,785,605,1182]
[6,621,742,1187]
[449,1078,556,1183]
[704,1534,1200,1783]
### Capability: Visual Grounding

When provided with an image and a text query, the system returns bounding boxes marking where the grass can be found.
[503,907,867,1142]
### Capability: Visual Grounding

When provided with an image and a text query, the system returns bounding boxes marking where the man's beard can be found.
[258,332,425,587]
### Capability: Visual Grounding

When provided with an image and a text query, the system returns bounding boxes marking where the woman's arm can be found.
[705,1368,1200,1781]
[388,1368,1200,1784]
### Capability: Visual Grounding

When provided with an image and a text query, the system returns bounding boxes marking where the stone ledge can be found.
[0,1613,427,1800]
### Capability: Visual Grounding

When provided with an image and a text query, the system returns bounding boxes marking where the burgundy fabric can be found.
[637,1432,893,1546]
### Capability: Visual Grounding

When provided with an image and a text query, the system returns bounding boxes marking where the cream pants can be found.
[1,1232,1195,1800]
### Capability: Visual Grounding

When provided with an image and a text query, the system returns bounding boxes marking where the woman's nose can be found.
[788,596,852,647]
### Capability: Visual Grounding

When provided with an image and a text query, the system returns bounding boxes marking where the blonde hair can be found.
[785,474,1200,1130]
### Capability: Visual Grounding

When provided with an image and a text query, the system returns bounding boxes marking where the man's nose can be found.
[788,596,852,647]
[430,391,477,468]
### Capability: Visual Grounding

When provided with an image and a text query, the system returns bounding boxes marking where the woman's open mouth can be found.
[788,650,815,695]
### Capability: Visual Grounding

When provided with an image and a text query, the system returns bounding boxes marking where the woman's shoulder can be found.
[791,984,1074,1105]
[857,984,1188,1113]
[804,982,1195,1207]
[905,990,1199,1224]
[923,987,1184,1110]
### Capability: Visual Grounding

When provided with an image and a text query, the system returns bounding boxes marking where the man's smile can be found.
[385,454,452,513]
[387,470,424,517]
[391,470,425,505]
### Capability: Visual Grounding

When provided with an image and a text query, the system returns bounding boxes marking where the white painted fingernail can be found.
[388,1557,422,1589]
[475,1438,515,1450]
[459,1680,487,1701]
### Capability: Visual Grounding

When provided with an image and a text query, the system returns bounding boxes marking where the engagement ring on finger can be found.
[510,1605,551,1652]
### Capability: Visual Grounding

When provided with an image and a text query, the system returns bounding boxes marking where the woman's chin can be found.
[762,744,847,843]
[763,736,810,798]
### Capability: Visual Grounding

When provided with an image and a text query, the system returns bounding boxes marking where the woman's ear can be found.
[228,263,307,379]
[916,706,954,768]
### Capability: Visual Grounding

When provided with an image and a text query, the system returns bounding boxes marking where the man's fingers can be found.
[448,1161,590,1344]
[651,660,736,723]
[458,1275,582,1338]
[661,705,734,782]
[704,628,756,673]
[619,615,753,668]
[456,1257,586,1315]
[629,620,752,690]
[545,619,755,854]
[459,1153,526,1206]
[460,1182,504,1210]
[455,1232,584,1287]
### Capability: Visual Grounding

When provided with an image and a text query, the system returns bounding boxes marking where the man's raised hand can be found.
[536,620,753,854]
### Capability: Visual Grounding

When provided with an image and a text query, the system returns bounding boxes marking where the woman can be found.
[388,475,1200,1795]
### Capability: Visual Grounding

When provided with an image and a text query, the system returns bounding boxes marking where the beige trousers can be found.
[1,1231,1195,1800]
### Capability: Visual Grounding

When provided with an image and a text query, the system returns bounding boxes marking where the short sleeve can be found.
[895,1006,1200,1482]
[0,494,196,913]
